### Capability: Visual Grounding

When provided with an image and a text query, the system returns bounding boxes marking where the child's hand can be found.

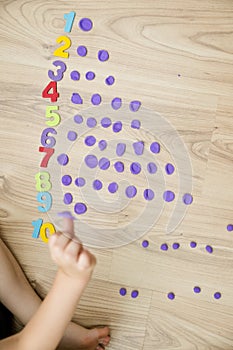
[48,218,96,283]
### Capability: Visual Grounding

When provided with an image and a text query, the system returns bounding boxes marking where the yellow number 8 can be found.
[35,171,52,192]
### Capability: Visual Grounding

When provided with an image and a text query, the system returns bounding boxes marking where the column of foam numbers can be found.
[32,11,76,243]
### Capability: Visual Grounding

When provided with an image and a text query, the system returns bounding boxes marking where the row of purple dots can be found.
[70,70,115,85]
[119,288,139,298]
[142,240,213,253]
[57,153,177,178]
[167,290,221,300]
[73,115,141,129]
[77,46,110,63]
[71,94,141,112]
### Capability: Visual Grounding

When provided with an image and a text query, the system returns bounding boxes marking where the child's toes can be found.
[95,326,110,339]
[99,335,111,346]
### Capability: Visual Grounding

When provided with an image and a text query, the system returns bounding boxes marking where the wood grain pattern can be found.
[0,0,233,349]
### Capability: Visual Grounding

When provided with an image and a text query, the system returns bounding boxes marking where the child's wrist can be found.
[56,268,90,291]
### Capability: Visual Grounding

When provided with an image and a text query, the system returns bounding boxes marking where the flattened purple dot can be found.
[193,286,201,294]
[74,115,83,124]
[62,175,72,186]
[77,45,87,57]
[150,142,160,154]
[119,288,127,296]
[147,162,157,174]
[70,70,80,81]
[98,140,107,151]
[71,93,83,104]
[130,162,141,175]
[85,135,96,146]
[101,117,111,128]
[116,143,126,156]
[91,93,101,105]
[161,243,168,251]
[99,157,110,170]
[168,292,175,300]
[105,75,115,85]
[144,189,154,201]
[74,202,87,215]
[67,131,77,141]
[57,153,69,166]
[142,240,149,248]
[85,155,98,168]
[98,50,109,62]
[131,119,141,129]
[111,97,122,110]
[163,190,175,202]
[79,18,93,32]
[172,242,180,250]
[183,193,193,205]
[214,292,221,300]
[165,163,175,175]
[133,141,144,155]
[86,71,95,80]
[86,117,97,128]
[63,193,73,204]
[113,121,122,133]
[75,177,86,187]
[190,241,197,248]
[108,182,118,193]
[227,224,233,232]
[206,245,213,254]
[114,161,124,173]
[58,211,75,220]
[93,179,103,190]
[126,185,137,198]
[131,290,139,298]
[130,100,141,112]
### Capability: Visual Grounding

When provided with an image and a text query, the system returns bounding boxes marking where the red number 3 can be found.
[42,81,59,102]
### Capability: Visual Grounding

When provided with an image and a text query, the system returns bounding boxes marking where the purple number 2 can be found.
[48,60,67,82]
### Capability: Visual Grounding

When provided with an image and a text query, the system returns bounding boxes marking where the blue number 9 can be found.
[37,192,52,212]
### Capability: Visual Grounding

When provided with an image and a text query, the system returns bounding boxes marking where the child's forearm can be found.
[18,270,87,350]
[0,239,41,325]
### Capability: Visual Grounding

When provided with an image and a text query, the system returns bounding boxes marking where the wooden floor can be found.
[1,0,233,349]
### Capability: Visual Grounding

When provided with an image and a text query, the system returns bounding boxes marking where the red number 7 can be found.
[39,147,55,167]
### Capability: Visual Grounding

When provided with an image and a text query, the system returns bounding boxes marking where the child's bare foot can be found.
[59,322,110,350]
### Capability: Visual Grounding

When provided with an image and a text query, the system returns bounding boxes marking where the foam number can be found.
[45,106,61,127]
[42,81,59,102]
[53,36,71,58]
[32,219,55,243]
[39,147,55,167]
[35,171,52,192]
[32,218,43,238]
[41,128,57,148]
[40,222,56,243]
[37,191,52,212]
[64,11,76,33]
[48,60,67,82]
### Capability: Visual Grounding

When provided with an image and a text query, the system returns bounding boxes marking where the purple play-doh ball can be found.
[125,185,137,198]
[163,190,175,202]
[150,142,160,154]
[130,162,141,175]
[57,153,69,166]
[114,161,124,173]
[93,179,103,190]
[85,155,98,168]
[108,182,118,193]
[99,157,110,170]
[63,193,73,205]
[74,202,87,214]
[79,18,93,31]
